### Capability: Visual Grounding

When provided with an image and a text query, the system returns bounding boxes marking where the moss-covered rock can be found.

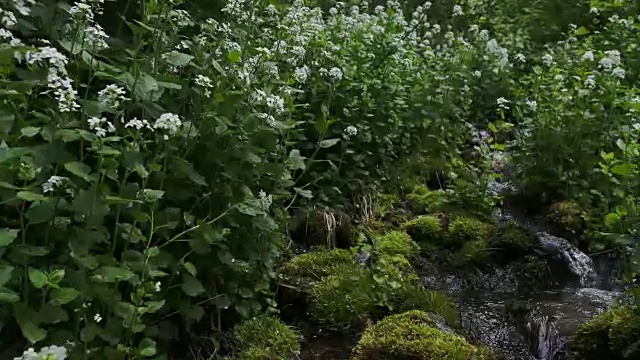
[515,255,550,289]
[401,215,443,245]
[372,230,420,259]
[233,316,300,360]
[446,216,494,248]
[279,248,355,289]
[351,310,494,360]
[571,307,640,360]
[491,223,538,256]
[406,186,449,215]
[547,200,584,234]
[289,208,355,248]
[394,285,460,327]
[308,266,376,330]
[451,240,490,268]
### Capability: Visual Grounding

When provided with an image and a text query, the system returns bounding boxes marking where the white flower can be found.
[195,75,213,97]
[496,97,510,110]
[94,313,102,323]
[258,190,272,210]
[14,345,68,360]
[599,50,621,70]
[541,53,553,67]
[256,113,277,128]
[293,66,310,83]
[452,4,463,16]
[87,117,115,137]
[525,99,537,111]
[85,25,109,50]
[590,7,599,14]
[328,67,343,82]
[154,113,182,136]
[514,53,526,63]
[584,75,596,88]
[344,125,358,138]
[154,281,161,292]
[42,176,67,194]
[473,70,482,78]
[479,29,489,41]
[125,117,153,131]
[266,95,285,113]
[329,7,338,15]
[1,9,17,27]
[612,67,626,79]
[581,51,594,61]
[98,84,127,109]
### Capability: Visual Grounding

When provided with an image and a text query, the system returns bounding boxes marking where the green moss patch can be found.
[233,316,300,359]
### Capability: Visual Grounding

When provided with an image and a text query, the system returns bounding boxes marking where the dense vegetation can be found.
[0,0,639,358]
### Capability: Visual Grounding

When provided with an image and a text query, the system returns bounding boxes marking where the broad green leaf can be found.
[92,266,135,283]
[575,26,590,36]
[0,288,20,303]
[17,320,47,344]
[49,287,80,305]
[64,161,93,182]
[0,265,14,287]
[180,274,204,297]
[616,139,626,151]
[0,228,19,247]
[235,300,251,318]
[319,138,340,148]
[38,304,68,324]
[212,294,231,309]
[227,51,241,63]
[139,338,157,357]
[294,187,313,199]
[157,81,182,90]
[183,262,197,277]
[164,51,194,67]
[141,189,164,203]
[140,300,165,314]
[26,202,55,224]
[611,164,634,176]
[28,268,48,289]
[20,126,41,137]
[211,59,226,75]
[17,191,47,202]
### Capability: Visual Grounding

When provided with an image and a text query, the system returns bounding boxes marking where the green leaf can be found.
[92,266,135,283]
[0,265,14,287]
[211,59,226,76]
[28,267,48,289]
[20,126,41,137]
[164,51,194,67]
[38,304,68,324]
[575,26,590,36]
[17,191,47,202]
[293,187,313,199]
[0,228,19,247]
[235,300,251,318]
[26,202,55,224]
[18,321,47,344]
[611,164,634,176]
[183,262,197,277]
[0,288,20,303]
[319,138,340,148]
[227,51,241,63]
[49,287,79,305]
[64,161,93,182]
[212,294,231,309]
[180,274,204,297]
[139,338,157,357]
[616,139,627,151]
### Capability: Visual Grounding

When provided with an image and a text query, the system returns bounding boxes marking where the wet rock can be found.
[535,232,597,287]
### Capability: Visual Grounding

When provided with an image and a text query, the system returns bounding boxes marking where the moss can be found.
[308,266,376,330]
[351,310,495,360]
[451,240,490,268]
[394,285,460,327]
[406,186,449,215]
[233,315,300,360]
[279,248,354,288]
[372,230,420,259]
[401,215,443,245]
[571,307,640,359]
[547,201,584,234]
[516,256,550,289]
[446,216,494,248]
[491,223,538,255]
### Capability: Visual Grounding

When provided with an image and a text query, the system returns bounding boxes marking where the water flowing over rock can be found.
[526,313,564,360]
[536,232,598,287]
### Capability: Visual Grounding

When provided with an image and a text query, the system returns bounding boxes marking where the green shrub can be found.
[351,310,494,360]
[446,216,495,248]
[571,307,640,359]
[547,201,584,234]
[406,186,449,215]
[451,240,490,268]
[394,285,460,327]
[233,316,300,360]
[308,266,376,330]
[278,248,355,288]
[370,254,419,311]
[491,224,538,255]
[401,215,444,245]
[372,231,420,259]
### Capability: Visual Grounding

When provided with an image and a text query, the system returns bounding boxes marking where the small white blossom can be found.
[256,113,277,128]
[154,113,182,136]
[98,84,127,109]
[125,117,153,131]
[94,313,102,323]
[327,67,343,82]
[525,99,537,111]
[584,75,596,88]
[154,281,161,292]
[541,53,553,67]
[87,117,115,137]
[452,4,463,16]
[293,66,310,83]
[612,67,626,79]
[590,7,599,15]
[599,50,621,70]
[14,345,68,360]
[473,70,482,78]
[42,176,67,194]
[514,53,526,63]
[266,95,285,113]
[258,190,272,210]
[195,75,213,97]
[343,125,358,139]
[581,51,594,61]
[496,97,510,110]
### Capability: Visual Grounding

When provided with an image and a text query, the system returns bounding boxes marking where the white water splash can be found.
[536,232,598,287]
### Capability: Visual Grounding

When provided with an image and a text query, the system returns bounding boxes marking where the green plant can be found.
[547,201,585,234]
[372,231,420,259]
[571,307,640,359]
[350,310,494,360]
[451,240,490,268]
[233,315,301,360]
[406,186,450,215]
[401,215,444,245]
[491,223,538,255]
[278,248,355,288]
[370,254,419,312]
[394,285,460,327]
[446,216,495,248]
[308,266,375,330]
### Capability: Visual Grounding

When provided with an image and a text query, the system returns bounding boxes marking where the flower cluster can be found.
[153,113,182,139]
[42,176,68,194]
[88,116,116,137]
[98,84,128,110]
[13,345,67,360]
